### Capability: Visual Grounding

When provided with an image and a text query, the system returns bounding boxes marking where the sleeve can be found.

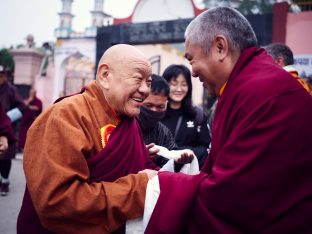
[0,104,16,144]
[161,124,178,151]
[195,91,312,231]
[152,124,178,167]
[23,107,148,233]
[10,85,26,112]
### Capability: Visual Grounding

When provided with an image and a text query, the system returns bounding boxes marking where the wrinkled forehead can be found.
[184,40,206,59]
[125,57,152,77]
[184,40,194,58]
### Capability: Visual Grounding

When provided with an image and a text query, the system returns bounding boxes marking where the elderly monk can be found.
[145,7,312,233]
[17,44,159,234]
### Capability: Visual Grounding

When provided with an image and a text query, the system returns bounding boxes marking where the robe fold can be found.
[145,47,312,233]
[17,81,156,234]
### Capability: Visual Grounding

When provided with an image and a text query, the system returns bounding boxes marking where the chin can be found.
[125,109,140,117]
[172,97,184,103]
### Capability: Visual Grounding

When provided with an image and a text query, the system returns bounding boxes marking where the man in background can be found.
[265,42,311,94]
[137,74,194,168]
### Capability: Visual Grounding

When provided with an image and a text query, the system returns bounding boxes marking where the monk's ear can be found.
[275,56,285,67]
[213,35,228,62]
[96,63,110,89]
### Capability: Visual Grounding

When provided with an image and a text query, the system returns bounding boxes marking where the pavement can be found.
[0,154,25,234]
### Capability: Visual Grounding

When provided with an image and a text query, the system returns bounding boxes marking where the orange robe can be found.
[284,65,312,94]
[21,81,148,233]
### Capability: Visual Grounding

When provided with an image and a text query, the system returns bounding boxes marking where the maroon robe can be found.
[0,82,25,159]
[0,104,16,145]
[146,47,312,233]
[18,97,42,151]
[17,116,158,234]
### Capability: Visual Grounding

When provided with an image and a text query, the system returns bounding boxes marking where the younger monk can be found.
[145,7,312,233]
[17,44,158,233]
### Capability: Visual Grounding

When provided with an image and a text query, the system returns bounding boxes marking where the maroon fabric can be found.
[88,116,158,234]
[146,47,312,233]
[145,172,208,234]
[0,82,25,159]
[88,116,158,182]
[0,82,25,113]
[18,97,42,151]
[17,116,157,234]
[0,104,16,144]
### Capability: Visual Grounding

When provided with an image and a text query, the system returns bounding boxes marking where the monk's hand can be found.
[175,149,194,164]
[0,136,9,155]
[139,169,158,180]
[146,143,160,159]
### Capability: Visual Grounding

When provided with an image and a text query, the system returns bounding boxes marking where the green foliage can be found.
[201,0,276,15]
[238,0,274,15]
[0,49,14,72]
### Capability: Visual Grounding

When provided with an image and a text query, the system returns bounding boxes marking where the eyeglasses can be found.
[169,82,188,89]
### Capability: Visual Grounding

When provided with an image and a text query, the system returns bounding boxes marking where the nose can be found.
[138,81,150,95]
[192,71,198,77]
[175,84,183,91]
[150,106,158,112]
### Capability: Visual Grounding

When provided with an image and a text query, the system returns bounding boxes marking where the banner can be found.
[294,54,312,78]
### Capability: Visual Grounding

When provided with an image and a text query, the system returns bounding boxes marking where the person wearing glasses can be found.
[161,64,211,168]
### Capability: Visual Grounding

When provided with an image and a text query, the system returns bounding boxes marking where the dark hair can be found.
[265,43,294,66]
[162,64,196,118]
[151,74,170,97]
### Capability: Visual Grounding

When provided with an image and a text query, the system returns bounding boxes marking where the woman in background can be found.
[18,88,42,152]
[161,64,211,168]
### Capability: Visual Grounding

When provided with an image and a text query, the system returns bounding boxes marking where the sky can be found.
[0,0,138,48]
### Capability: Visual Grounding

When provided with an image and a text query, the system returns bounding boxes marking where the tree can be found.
[0,49,14,73]
[201,0,277,15]
[238,0,275,15]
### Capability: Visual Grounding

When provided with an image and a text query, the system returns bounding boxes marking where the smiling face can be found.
[168,74,189,106]
[106,62,152,117]
[97,45,152,117]
[184,41,221,97]
[184,37,239,97]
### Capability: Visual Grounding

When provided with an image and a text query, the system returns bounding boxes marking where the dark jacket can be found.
[161,106,211,168]
[139,121,178,167]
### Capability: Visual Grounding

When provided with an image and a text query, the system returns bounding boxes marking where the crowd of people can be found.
[0,5,311,234]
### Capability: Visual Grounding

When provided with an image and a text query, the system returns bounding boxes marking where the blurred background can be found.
[1,0,311,111]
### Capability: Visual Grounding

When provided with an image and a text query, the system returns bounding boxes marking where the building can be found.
[52,0,205,108]
[14,0,312,109]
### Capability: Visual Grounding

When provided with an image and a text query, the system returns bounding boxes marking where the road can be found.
[0,156,25,234]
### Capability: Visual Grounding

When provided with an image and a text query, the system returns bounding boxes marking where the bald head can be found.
[98,44,150,74]
[96,44,152,117]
